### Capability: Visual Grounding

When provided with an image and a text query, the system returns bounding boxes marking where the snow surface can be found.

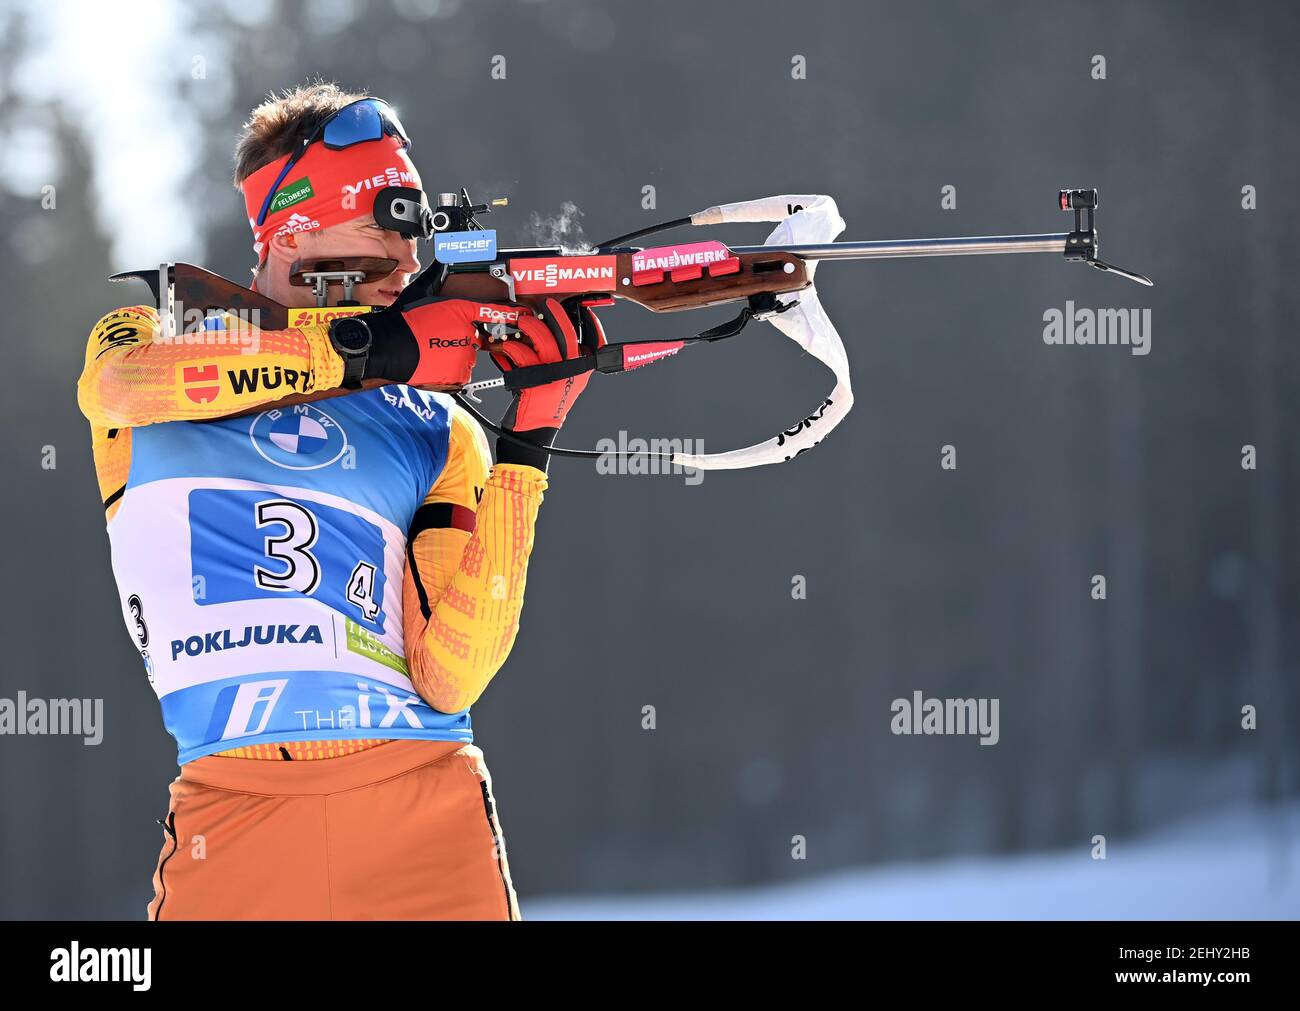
[524,802,1300,920]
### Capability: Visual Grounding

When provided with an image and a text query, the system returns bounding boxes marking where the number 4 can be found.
[346,562,381,621]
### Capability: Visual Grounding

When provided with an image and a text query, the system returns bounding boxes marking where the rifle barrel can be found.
[731,232,1070,261]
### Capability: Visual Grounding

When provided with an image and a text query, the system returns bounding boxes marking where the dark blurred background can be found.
[0,0,1296,917]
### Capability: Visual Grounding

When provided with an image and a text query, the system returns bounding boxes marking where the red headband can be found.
[241,135,422,263]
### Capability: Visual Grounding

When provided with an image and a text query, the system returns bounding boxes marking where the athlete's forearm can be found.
[77,306,346,428]
[404,464,547,714]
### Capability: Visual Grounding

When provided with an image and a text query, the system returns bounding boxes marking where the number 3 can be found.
[254,500,321,594]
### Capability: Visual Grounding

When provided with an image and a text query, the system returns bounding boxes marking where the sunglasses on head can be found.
[254,98,412,228]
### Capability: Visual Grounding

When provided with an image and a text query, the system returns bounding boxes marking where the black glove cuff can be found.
[357,307,419,383]
[495,426,558,475]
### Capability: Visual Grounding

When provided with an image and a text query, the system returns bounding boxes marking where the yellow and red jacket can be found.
[79,305,544,763]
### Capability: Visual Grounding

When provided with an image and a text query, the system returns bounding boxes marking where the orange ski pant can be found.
[146,741,518,920]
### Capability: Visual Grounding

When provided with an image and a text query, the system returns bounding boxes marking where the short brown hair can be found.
[233,81,370,187]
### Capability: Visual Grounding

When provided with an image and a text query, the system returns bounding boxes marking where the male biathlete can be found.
[78,83,602,919]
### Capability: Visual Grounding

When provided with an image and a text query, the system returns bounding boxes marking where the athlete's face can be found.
[262,215,420,308]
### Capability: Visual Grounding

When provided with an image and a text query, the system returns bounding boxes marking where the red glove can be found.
[489,296,607,432]
[350,297,533,388]
[405,298,527,386]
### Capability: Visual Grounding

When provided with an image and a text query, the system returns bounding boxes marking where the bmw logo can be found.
[248,404,349,470]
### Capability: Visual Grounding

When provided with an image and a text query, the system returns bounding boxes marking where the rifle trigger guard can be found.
[749,291,800,322]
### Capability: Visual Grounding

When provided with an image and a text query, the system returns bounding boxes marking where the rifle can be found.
[112,187,1152,470]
